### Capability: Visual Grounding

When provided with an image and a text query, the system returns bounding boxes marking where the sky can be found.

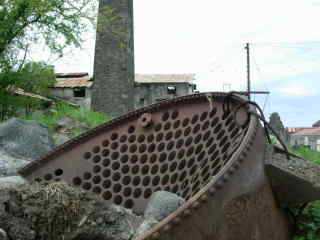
[49,0,320,127]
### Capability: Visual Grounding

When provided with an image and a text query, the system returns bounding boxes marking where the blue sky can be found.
[37,0,320,127]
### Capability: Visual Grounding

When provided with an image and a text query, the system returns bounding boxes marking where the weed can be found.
[24,103,109,137]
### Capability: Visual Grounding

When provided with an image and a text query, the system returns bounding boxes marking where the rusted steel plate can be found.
[19,92,290,240]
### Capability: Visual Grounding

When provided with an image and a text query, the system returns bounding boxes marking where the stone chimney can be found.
[92,0,135,117]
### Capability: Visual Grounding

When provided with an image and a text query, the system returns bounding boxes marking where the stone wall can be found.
[51,88,92,109]
[290,135,320,152]
[134,83,194,109]
[92,0,135,118]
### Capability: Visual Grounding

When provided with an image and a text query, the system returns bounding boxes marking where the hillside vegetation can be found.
[24,103,109,138]
[293,147,320,165]
[292,147,320,240]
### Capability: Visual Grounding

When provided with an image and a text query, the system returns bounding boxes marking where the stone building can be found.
[290,128,320,152]
[134,74,196,109]
[51,73,93,109]
[51,72,196,111]
[288,120,320,152]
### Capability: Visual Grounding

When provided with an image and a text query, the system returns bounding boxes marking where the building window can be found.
[317,139,320,152]
[304,136,309,146]
[167,86,177,94]
[156,98,168,102]
[73,88,86,98]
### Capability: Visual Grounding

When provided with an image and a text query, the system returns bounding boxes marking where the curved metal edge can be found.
[18,92,247,176]
[135,107,259,240]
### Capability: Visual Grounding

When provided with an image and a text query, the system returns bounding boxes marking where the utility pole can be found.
[245,43,251,100]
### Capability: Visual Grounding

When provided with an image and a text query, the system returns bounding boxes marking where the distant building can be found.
[50,73,93,109]
[289,127,320,152]
[134,74,197,109]
[91,1,198,117]
[51,73,197,111]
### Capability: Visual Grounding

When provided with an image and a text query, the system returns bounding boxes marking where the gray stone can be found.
[56,117,74,130]
[0,176,27,190]
[0,228,7,240]
[144,191,185,221]
[65,202,142,240]
[53,134,70,146]
[0,118,54,176]
[265,145,320,205]
[134,217,159,239]
[0,118,54,159]
[0,151,29,177]
[0,182,142,240]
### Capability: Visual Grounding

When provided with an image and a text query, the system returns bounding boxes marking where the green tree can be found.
[0,0,97,69]
[0,0,98,119]
[0,62,56,119]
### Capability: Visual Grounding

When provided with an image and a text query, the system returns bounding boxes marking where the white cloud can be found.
[276,84,317,97]
[44,0,320,92]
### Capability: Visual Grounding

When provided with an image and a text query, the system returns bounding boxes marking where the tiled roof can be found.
[54,76,93,88]
[135,74,195,83]
[292,127,320,136]
[287,127,309,134]
[56,72,89,78]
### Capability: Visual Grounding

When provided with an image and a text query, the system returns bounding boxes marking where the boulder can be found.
[0,182,142,240]
[0,118,54,176]
[0,176,27,190]
[53,134,70,146]
[0,152,29,177]
[134,217,159,239]
[134,191,185,239]
[144,191,185,221]
[70,204,142,240]
[0,229,7,240]
[56,117,74,131]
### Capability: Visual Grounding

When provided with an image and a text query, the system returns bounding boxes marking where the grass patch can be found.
[292,147,320,165]
[290,146,320,239]
[24,103,110,136]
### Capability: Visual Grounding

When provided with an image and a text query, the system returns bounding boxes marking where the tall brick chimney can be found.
[92,0,135,117]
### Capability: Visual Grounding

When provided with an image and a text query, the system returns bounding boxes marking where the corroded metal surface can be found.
[19,92,290,239]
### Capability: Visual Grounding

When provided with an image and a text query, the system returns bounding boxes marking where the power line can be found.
[252,41,320,46]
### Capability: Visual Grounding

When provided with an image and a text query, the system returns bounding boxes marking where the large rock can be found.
[144,191,185,221]
[53,134,70,146]
[135,191,185,239]
[265,145,320,205]
[0,152,29,177]
[0,176,26,190]
[70,204,142,240]
[0,229,7,240]
[0,118,54,176]
[0,182,142,240]
[134,217,159,239]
